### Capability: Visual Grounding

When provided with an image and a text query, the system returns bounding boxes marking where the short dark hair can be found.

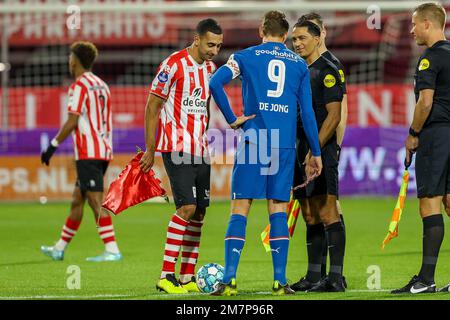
[70,41,98,70]
[196,18,223,36]
[414,2,446,29]
[294,20,321,37]
[297,12,324,30]
[262,10,289,37]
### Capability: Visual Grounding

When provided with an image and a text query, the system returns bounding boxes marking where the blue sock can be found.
[223,214,247,283]
[269,212,289,285]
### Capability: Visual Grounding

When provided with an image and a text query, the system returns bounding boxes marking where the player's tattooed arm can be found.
[140,93,164,173]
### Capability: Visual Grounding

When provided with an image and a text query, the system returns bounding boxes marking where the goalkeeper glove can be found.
[41,139,58,166]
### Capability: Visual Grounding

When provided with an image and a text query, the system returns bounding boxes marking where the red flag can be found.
[102,152,167,215]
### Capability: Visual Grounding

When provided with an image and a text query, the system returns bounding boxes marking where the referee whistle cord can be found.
[292,172,319,191]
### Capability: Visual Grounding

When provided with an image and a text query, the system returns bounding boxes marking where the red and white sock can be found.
[161,213,189,279]
[179,219,203,283]
[54,218,81,251]
[98,215,120,254]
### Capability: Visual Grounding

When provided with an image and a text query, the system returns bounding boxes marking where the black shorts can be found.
[293,130,339,199]
[162,152,211,209]
[415,124,450,198]
[75,160,109,193]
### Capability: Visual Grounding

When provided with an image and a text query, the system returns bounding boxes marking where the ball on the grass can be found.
[39,196,47,204]
[196,263,224,293]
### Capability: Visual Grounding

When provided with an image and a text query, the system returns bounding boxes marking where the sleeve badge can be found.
[418,58,430,71]
[324,74,336,88]
[339,69,345,83]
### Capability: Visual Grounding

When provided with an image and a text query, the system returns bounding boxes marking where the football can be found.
[196,263,225,293]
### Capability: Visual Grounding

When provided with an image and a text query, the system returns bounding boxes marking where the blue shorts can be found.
[231,141,295,202]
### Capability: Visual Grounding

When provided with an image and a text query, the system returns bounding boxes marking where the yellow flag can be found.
[261,224,271,252]
[261,194,301,252]
[381,170,409,249]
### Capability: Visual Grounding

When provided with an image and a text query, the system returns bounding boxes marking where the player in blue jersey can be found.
[209,11,322,296]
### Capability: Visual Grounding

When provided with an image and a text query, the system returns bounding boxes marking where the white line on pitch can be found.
[0,289,391,300]
[0,294,140,300]
[348,289,391,293]
[153,289,392,297]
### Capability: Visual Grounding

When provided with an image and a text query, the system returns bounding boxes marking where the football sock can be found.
[325,221,346,284]
[54,217,81,251]
[322,214,345,278]
[418,214,444,284]
[306,223,325,283]
[161,213,188,279]
[269,212,290,285]
[97,215,120,254]
[223,214,247,284]
[179,219,203,284]
[321,252,327,279]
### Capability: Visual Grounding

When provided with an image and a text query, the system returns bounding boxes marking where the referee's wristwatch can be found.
[409,127,420,137]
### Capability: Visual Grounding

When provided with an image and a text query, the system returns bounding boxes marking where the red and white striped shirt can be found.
[67,72,113,161]
[150,48,216,157]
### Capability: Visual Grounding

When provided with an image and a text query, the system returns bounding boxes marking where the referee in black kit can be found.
[291,19,345,292]
[290,12,349,293]
[393,2,450,294]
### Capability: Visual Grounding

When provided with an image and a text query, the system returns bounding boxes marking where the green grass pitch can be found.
[1,198,450,300]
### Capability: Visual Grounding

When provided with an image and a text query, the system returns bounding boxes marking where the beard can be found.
[200,52,212,61]
[415,38,426,46]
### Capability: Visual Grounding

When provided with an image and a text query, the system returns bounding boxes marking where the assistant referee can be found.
[393,2,450,294]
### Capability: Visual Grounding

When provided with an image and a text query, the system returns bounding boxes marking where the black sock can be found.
[306,223,325,283]
[339,214,345,276]
[321,215,345,278]
[321,237,327,279]
[418,214,444,284]
[325,221,346,284]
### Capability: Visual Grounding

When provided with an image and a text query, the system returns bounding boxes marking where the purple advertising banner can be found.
[337,127,416,196]
[0,129,146,155]
[0,127,416,196]
[0,129,237,155]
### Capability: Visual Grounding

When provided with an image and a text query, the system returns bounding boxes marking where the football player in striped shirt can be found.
[139,19,223,294]
[40,42,121,262]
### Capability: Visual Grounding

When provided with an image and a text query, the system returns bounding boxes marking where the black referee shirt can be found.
[298,55,344,129]
[322,50,347,94]
[414,40,450,127]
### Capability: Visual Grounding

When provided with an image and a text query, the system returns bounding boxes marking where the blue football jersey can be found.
[224,41,312,149]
